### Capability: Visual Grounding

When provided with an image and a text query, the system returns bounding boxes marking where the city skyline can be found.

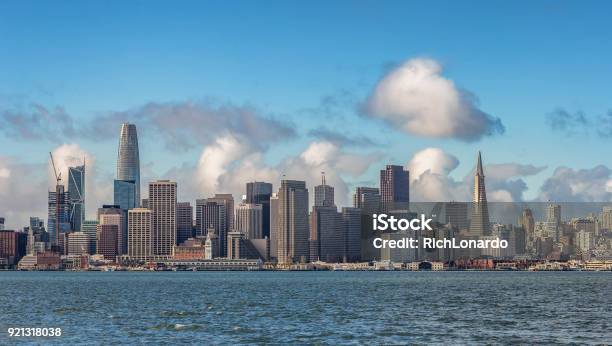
[0,120,611,230]
[1,1,612,229]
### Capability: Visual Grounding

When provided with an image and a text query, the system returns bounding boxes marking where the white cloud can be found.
[193,137,381,207]
[538,166,611,202]
[407,148,459,182]
[366,58,504,140]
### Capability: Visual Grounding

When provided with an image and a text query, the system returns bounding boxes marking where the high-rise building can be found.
[380,165,409,212]
[0,230,27,266]
[235,203,263,239]
[520,208,535,234]
[128,208,152,261]
[117,123,140,206]
[176,202,193,245]
[113,180,135,255]
[96,224,118,261]
[114,180,136,211]
[149,180,177,257]
[269,193,279,259]
[81,220,98,254]
[277,180,309,264]
[445,202,468,230]
[28,217,48,248]
[246,182,273,238]
[208,194,234,233]
[342,207,361,262]
[600,206,612,231]
[576,230,593,252]
[98,205,126,255]
[314,174,334,207]
[309,205,343,263]
[0,217,4,231]
[195,199,227,256]
[353,187,380,215]
[353,186,380,261]
[66,232,90,256]
[48,185,71,248]
[469,152,490,237]
[68,164,85,232]
[545,204,561,241]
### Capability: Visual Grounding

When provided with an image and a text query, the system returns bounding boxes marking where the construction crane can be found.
[49,152,62,248]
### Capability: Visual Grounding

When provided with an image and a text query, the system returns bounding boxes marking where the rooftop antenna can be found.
[321,171,326,185]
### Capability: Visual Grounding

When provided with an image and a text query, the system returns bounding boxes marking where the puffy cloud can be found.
[407,148,459,182]
[192,136,382,207]
[538,165,611,202]
[365,58,504,141]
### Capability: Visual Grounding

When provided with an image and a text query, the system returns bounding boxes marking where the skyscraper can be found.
[68,164,85,232]
[469,151,491,237]
[48,185,71,249]
[269,193,279,260]
[353,187,380,215]
[545,203,561,241]
[246,182,273,238]
[277,180,309,264]
[314,174,334,207]
[235,203,263,239]
[149,180,177,257]
[445,202,468,230]
[342,207,362,262]
[176,202,193,245]
[114,180,136,211]
[380,165,409,212]
[66,232,90,256]
[520,208,535,234]
[117,123,140,206]
[98,205,125,255]
[208,194,234,233]
[81,220,98,254]
[128,208,152,261]
[309,205,343,263]
[96,224,118,261]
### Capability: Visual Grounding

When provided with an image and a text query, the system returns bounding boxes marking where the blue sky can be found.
[1,1,611,227]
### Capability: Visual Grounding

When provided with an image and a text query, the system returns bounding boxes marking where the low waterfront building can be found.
[158,258,263,271]
[17,252,61,270]
[172,237,206,260]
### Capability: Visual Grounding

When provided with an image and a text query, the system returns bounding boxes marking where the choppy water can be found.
[0,271,610,345]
